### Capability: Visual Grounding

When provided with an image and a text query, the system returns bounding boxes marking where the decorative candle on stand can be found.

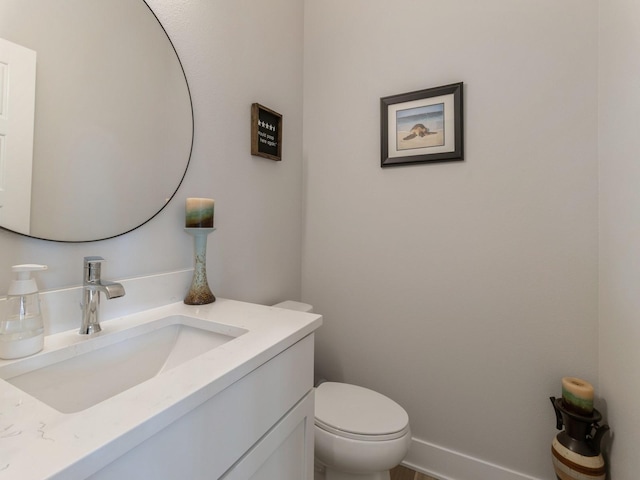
[186,197,214,228]
[184,198,216,305]
[550,376,609,480]
[561,376,594,415]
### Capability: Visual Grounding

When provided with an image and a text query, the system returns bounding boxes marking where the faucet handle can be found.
[84,256,105,265]
[84,256,105,282]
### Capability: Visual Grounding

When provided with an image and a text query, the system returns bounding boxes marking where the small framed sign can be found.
[251,103,282,161]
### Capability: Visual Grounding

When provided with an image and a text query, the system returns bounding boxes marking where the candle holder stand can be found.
[184,227,216,305]
[549,397,609,480]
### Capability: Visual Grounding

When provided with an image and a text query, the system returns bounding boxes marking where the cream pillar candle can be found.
[186,198,214,228]
[561,376,594,415]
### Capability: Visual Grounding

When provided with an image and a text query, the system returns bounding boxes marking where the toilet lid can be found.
[315,382,409,440]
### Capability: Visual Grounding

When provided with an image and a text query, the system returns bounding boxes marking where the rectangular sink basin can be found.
[0,315,246,414]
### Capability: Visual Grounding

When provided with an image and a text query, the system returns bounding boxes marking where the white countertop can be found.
[0,298,322,480]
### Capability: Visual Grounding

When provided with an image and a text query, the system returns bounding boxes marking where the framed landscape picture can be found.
[380,82,463,167]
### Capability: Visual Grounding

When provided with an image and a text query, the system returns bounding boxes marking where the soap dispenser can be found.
[0,264,48,359]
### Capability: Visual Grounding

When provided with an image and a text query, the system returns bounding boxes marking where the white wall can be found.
[0,0,304,317]
[302,1,599,478]
[599,0,640,478]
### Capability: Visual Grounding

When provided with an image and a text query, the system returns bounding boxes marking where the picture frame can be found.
[380,82,463,167]
[251,103,282,161]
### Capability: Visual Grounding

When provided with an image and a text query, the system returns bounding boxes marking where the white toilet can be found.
[272,301,411,480]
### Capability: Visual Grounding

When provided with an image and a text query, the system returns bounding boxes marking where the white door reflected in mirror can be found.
[0,37,35,235]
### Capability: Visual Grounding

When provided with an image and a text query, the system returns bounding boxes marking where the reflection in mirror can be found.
[0,0,193,242]
[0,37,36,234]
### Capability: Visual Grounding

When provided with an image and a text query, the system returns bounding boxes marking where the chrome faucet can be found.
[80,256,125,335]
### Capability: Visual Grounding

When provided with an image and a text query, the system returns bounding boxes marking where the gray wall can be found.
[302,1,598,477]
[599,0,640,478]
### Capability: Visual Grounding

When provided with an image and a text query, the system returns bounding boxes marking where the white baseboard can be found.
[403,437,543,480]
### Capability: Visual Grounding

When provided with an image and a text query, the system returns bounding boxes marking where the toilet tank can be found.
[273,301,323,387]
[272,301,314,313]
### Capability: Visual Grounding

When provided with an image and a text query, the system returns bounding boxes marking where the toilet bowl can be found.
[314,382,411,480]
[272,302,411,480]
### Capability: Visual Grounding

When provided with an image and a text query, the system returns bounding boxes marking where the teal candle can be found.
[185,198,214,228]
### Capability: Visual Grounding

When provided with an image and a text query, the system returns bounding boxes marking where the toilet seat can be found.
[315,382,410,441]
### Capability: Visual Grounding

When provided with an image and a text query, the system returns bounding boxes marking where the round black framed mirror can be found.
[0,0,193,242]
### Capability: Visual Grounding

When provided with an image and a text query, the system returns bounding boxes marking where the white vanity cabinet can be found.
[89,334,316,480]
[0,299,320,480]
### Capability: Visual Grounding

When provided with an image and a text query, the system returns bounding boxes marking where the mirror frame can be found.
[0,0,194,243]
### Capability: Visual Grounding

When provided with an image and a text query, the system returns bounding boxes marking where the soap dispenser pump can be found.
[0,264,48,359]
